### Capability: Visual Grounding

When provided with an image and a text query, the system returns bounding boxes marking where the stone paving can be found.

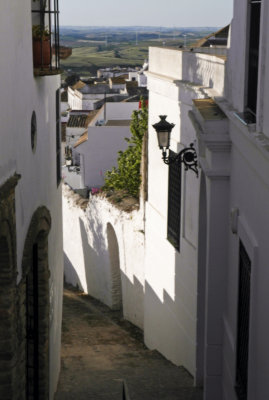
[54,286,203,400]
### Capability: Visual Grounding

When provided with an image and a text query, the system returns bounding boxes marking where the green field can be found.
[60,27,216,77]
[60,40,187,76]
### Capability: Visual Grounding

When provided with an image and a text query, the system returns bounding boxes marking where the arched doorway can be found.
[196,171,207,387]
[107,223,122,311]
[0,175,20,400]
[0,225,17,399]
[20,207,51,400]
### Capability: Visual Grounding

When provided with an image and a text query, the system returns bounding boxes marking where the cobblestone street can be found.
[55,286,203,400]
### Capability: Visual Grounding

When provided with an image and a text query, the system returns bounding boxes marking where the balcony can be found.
[32,0,61,76]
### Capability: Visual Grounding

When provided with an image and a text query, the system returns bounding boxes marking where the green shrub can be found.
[103,98,148,198]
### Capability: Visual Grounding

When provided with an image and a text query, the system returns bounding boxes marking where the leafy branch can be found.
[103,98,148,198]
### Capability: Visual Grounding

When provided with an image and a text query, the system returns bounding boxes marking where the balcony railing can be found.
[32,0,60,76]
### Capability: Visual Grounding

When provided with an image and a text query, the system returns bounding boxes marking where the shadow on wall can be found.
[64,207,200,378]
[143,247,199,376]
[64,252,83,290]
[107,223,122,311]
[79,217,144,328]
[79,216,111,305]
[63,208,145,328]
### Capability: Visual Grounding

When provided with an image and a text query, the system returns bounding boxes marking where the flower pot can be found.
[33,38,51,67]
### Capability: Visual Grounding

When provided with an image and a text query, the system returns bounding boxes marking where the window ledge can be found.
[34,68,62,77]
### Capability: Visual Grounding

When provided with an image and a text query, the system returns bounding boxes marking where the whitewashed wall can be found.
[138,73,147,87]
[216,2,269,399]
[90,102,139,125]
[0,1,63,397]
[68,87,114,111]
[148,47,225,96]
[144,47,221,376]
[63,185,145,329]
[74,126,131,188]
[66,126,85,146]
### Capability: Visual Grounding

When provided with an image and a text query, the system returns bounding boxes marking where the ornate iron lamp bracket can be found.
[162,143,198,177]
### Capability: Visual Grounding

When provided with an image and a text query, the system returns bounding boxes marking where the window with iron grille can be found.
[167,151,181,251]
[32,0,60,75]
[56,88,61,186]
[235,241,251,400]
[246,0,261,118]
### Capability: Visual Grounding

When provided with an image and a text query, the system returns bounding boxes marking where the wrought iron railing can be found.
[32,0,60,75]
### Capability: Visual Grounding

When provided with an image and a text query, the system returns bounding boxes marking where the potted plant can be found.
[66,156,72,166]
[32,25,51,68]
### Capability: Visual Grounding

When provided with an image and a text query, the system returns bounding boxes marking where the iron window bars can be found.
[246,0,261,119]
[32,0,60,75]
[167,150,182,251]
[235,241,251,400]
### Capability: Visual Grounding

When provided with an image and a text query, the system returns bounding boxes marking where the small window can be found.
[56,89,61,186]
[235,241,251,400]
[31,111,37,152]
[246,0,261,117]
[167,151,181,251]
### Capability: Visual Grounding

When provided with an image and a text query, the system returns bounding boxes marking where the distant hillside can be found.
[60,26,218,77]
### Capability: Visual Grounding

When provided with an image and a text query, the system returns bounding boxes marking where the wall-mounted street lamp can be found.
[152,115,198,176]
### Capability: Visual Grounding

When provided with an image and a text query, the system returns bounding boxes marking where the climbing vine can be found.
[103,98,148,198]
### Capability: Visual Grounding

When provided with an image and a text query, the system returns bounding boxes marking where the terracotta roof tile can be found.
[71,80,86,90]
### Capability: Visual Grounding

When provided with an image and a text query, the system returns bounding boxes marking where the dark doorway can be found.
[26,243,40,400]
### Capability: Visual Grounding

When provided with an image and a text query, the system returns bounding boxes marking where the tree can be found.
[103,99,148,198]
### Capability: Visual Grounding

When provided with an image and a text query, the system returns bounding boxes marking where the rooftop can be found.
[71,80,86,90]
[67,110,99,128]
[105,120,131,126]
[110,77,127,84]
[193,25,230,48]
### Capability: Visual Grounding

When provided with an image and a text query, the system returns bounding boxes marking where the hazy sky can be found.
[59,0,233,27]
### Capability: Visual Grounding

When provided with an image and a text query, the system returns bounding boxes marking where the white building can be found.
[145,45,223,380]
[73,123,132,189]
[65,110,98,147]
[97,67,137,79]
[145,1,269,400]
[109,76,127,92]
[90,101,139,126]
[0,1,63,399]
[128,61,148,87]
[67,82,120,111]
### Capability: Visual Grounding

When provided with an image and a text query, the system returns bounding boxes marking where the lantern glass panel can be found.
[157,130,170,149]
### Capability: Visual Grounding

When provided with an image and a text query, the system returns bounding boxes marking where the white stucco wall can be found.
[219,114,269,400]
[75,126,132,188]
[144,46,225,376]
[90,102,139,125]
[0,1,63,398]
[68,87,115,111]
[66,126,85,146]
[138,73,147,87]
[148,47,226,96]
[63,186,145,329]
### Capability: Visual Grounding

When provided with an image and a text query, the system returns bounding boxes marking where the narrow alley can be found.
[55,286,203,400]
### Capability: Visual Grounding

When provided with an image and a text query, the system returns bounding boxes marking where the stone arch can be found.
[196,171,207,387]
[107,223,122,311]
[0,221,17,399]
[0,175,20,400]
[19,206,51,400]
